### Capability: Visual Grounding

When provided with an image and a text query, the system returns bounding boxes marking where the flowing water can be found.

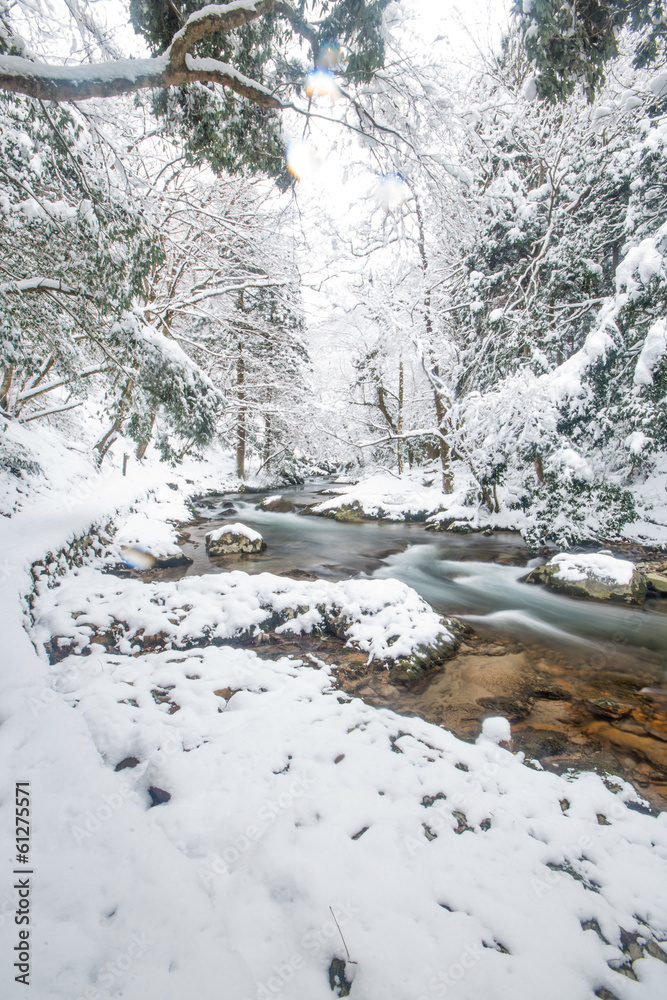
[174,484,667,805]
[184,487,666,664]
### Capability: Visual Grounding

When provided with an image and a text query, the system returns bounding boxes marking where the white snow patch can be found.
[206,522,264,543]
[549,552,636,586]
[115,514,183,560]
[478,717,512,745]
[634,318,667,386]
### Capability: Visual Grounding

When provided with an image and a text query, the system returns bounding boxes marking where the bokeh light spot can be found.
[287,139,322,181]
[376,173,408,210]
[317,41,344,71]
[304,69,340,100]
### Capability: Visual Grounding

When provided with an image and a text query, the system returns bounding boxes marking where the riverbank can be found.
[2,428,667,999]
[136,486,667,809]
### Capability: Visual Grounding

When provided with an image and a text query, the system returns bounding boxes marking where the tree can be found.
[0,0,392,182]
[513,0,667,101]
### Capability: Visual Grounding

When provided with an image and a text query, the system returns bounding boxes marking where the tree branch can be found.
[0,0,283,105]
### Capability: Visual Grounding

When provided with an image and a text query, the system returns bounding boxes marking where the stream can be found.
[173,483,667,806]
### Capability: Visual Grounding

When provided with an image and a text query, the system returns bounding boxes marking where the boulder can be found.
[257,495,295,513]
[646,572,667,594]
[388,627,461,685]
[525,552,646,605]
[331,501,366,522]
[205,522,266,556]
[446,520,479,534]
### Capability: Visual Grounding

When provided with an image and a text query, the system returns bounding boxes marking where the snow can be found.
[649,71,667,98]
[626,430,649,454]
[312,473,452,521]
[177,0,266,28]
[545,448,594,483]
[549,553,636,586]
[1,423,667,1000]
[115,514,184,561]
[0,53,168,85]
[0,276,77,294]
[634,319,667,386]
[32,566,455,665]
[11,637,667,1000]
[478,717,512,746]
[206,521,264,544]
[184,55,274,97]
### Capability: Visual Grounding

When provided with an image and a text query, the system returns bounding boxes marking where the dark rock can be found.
[328,957,354,997]
[257,496,295,513]
[532,684,571,701]
[148,786,171,807]
[115,757,140,771]
[584,698,633,720]
[119,544,192,571]
[388,624,462,685]
[154,551,193,569]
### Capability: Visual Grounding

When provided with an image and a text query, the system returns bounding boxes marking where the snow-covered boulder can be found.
[386,626,464,685]
[116,515,192,570]
[310,473,449,522]
[35,568,463,675]
[525,552,646,605]
[206,522,266,556]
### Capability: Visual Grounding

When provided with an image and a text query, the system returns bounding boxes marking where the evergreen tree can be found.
[513,0,667,101]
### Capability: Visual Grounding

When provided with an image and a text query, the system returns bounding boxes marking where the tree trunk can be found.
[0,364,13,412]
[263,412,272,474]
[136,410,156,460]
[94,419,122,460]
[413,192,453,493]
[397,359,404,475]
[236,351,246,480]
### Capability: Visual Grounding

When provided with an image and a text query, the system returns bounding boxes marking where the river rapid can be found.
[172,483,667,807]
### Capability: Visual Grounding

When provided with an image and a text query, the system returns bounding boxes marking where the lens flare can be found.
[119,544,157,570]
[304,69,340,100]
[376,173,408,210]
[317,41,344,71]
[286,139,322,180]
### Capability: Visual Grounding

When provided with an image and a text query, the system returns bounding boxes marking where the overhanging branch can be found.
[0,0,282,104]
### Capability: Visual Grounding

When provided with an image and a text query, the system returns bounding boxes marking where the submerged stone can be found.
[257,496,295,513]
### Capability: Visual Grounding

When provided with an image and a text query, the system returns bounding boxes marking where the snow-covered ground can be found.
[311,468,667,547]
[1,423,667,1000]
[33,567,457,666]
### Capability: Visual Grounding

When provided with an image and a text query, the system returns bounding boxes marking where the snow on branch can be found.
[0,0,281,105]
[0,277,80,295]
